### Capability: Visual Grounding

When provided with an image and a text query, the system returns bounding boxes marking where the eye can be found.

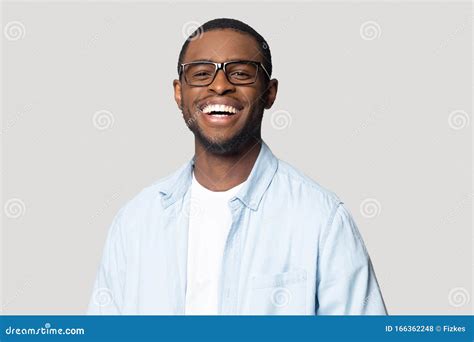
[192,71,213,79]
[229,71,251,79]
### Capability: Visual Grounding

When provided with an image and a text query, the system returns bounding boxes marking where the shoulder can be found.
[113,161,189,229]
[272,160,365,254]
[274,158,343,209]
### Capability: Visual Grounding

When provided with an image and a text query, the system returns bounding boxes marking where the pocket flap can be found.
[250,269,307,289]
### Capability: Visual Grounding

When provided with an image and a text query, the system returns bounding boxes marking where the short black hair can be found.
[177,18,272,78]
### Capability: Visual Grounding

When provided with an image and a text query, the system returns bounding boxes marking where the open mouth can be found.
[196,97,245,118]
[201,104,239,117]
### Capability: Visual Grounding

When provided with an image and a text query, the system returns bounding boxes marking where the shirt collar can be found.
[157,140,278,211]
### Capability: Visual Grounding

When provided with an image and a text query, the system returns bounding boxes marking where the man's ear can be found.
[173,79,183,109]
[264,79,278,109]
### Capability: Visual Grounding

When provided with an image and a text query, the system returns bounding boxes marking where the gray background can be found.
[1,0,472,315]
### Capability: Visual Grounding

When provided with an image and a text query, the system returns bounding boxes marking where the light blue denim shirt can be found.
[88,141,387,315]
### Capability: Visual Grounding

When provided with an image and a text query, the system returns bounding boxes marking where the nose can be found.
[208,69,235,95]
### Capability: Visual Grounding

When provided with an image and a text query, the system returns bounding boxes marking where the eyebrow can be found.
[186,59,215,63]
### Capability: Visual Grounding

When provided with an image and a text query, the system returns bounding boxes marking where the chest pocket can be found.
[247,269,307,315]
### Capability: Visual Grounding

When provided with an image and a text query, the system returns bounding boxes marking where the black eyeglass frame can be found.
[178,60,271,86]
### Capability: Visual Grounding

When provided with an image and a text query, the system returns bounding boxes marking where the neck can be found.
[193,137,262,191]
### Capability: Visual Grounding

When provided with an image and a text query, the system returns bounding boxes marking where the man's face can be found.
[173,29,278,155]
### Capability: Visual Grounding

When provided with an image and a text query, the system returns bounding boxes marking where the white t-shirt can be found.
[184,170,246,315]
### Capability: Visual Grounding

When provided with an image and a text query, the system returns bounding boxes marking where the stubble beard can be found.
[182,103,264,156]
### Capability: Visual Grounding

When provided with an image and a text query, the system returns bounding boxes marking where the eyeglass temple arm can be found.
[259,63,271,79]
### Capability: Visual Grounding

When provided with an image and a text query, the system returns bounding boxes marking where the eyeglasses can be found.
[178,60,270,87]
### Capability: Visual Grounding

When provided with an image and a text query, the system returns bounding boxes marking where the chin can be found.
[197,130,253,156]
[190,115,262,155]
[200,137,241,155]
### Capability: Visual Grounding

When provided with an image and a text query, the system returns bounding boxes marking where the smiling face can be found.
[173,29,278,155]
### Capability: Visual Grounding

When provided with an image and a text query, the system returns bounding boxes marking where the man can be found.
[88,18,387,315]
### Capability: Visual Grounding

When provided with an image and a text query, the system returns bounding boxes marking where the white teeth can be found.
[202,104,237,114]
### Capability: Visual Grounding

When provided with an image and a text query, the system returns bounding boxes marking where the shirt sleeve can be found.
[87,208,126,315]
[315,202,387,315]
